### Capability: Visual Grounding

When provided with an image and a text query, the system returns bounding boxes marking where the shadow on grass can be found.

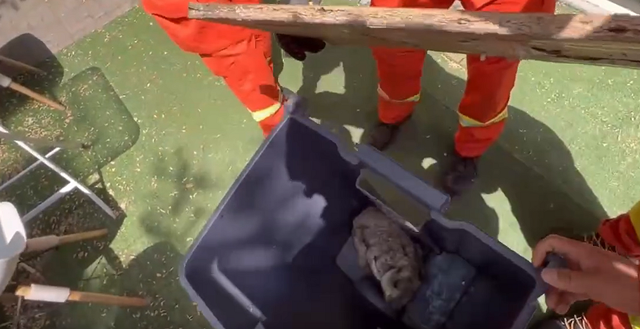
[109,242,210,329]
[138,146,216,250]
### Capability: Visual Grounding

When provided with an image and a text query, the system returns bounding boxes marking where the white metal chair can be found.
[0,56,115,223]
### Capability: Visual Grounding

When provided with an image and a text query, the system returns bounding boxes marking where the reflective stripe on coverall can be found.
[585,201,640,329]
[371,0,555,157]
[141,0,285,136]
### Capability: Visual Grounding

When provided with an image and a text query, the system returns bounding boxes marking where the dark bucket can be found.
[179,108,548,329]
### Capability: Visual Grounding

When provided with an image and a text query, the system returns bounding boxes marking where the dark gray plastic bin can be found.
[179,110,548,329]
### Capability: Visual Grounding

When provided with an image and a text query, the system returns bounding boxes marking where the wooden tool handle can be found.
[0,55,45,74]
[188,4,640,69]
[24,229,108,252]
[25,235,59,252]
[67,290,148,307]
[8,82,66,111]
[58,228,109,244]
[15,285,148,307]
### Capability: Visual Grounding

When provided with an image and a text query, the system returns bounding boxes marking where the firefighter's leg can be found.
[373,47,424,125]
[441,0,555,196]
[453,55,516,157]
[201,31,284,136]
[455,0,555,156]
[367,0,453,150]
[595,201,640,258]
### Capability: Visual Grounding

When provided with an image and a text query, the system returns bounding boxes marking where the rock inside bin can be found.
[403,253,476,329]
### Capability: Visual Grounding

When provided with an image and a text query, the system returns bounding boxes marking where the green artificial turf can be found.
[0,2,637,328]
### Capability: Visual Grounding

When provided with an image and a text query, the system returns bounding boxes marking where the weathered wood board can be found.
[188,4,640,69]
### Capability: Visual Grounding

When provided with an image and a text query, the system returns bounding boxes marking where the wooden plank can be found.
[188,4,640,68]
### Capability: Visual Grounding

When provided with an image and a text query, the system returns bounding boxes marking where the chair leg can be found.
[0,123,116,221]
[80,188,117,219]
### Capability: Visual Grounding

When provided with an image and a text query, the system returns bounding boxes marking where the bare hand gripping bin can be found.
[179,99,549,329]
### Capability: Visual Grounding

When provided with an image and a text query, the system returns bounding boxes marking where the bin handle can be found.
[533,252,568,298]
[355,144,450,213]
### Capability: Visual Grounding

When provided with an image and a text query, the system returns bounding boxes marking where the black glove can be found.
[276,34,326,61]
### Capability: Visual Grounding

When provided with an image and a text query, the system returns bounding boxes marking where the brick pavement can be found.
[0,0,138,74]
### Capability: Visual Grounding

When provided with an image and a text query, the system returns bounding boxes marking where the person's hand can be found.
[532,234,640,315]
[276,34,325,61]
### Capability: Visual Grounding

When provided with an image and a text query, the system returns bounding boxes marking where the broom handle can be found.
[0,55,45,74]
[58,228,109,244]
[8,81,66,111]
[14,285,148,307]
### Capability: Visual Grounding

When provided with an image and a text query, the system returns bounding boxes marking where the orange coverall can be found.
[371,0,555,157]
[141,0,284,136]
[586,201,640,329]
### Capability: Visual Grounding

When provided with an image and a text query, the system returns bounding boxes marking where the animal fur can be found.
[352,207,422,308]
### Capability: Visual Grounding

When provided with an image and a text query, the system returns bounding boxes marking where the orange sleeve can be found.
[141,0,253,55]
[598,201,640,258]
